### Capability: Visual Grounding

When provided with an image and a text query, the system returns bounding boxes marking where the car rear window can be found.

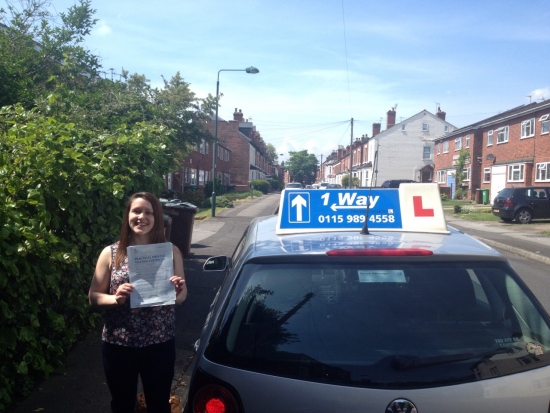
[206,262,550,389]
[496,188,514,198]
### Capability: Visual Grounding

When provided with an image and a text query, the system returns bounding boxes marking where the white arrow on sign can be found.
[331,204,367,212]
[291,195,308,221]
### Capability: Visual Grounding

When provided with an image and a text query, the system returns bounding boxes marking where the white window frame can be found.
[443,140,449,153]
[483,168,491,183]
[437,170,446,183]
[422,122,429,131]
[199,170,205,185]
[437,142,441,155]
[541,114,549,135]
[462,167,470,182]
[465,134,470,148]
[487,130,493,146]
[190,169,197,185]
[444,125,449,133]
[521,118,535,138]
[423,146,431,160]
[497,126,509,144]
[507,164,524,182]
[455,137,462,151]
[536,162,550,182]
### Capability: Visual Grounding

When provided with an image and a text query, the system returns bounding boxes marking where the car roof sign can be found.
[276,183,448,235]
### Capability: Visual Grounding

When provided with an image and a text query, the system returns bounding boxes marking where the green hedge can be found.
[250,179,269,194]
[0,106,175,410]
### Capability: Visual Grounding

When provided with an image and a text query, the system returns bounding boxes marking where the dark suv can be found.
[492,186,550,223]
[380,179,417,188]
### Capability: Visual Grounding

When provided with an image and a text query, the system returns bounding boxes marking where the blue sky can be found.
[16,0,550,162]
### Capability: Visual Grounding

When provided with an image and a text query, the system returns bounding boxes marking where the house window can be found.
[423,146,431,159]
[541,114,549,135]
[483,168,491,183]
[521,118,535,138]
[455,137,462,151]
[462,167,470,182]
[190,169,197,185]
[199,170,205,185]
[536,163,550,181]
[401,124,406,131]
[497,126,509,143]
[206,143,209,154]
[508,164,524,182]
[422,123,429,131]
[443,140,449,153]
[444,125,449,133]
[465,134,470,148]
[225,150,230,161]
[200,140,206,154]
[437,143,441,155]
[487,130,493,146]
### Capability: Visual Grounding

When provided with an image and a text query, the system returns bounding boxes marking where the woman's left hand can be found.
[170,276,186,295]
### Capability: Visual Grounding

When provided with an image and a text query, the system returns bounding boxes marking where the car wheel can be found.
[515,208,532,224]
[501,218,513,223]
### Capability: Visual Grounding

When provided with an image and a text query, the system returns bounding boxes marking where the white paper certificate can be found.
[127,242,176,308]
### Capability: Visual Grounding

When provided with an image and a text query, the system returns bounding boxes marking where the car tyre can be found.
[515,208,532,224]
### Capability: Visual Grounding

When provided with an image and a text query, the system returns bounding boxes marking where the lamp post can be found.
[212,66,259,217]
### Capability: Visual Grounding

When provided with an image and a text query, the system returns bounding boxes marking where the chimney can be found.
[436,107,446,121]
[372,122,381,137]
[233,108,244,122]
[386,108,396,129]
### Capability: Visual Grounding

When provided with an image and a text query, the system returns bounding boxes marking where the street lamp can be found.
[212,66,259,217]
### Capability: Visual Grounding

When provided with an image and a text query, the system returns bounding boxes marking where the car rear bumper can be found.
[492,207,515,219]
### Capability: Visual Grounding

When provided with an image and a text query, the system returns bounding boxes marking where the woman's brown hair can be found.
[113,192,166,270]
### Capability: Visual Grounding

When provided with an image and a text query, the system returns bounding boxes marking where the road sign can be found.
[276,183,448,235]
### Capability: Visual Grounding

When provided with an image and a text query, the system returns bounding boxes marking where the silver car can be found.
[188,186,550,413]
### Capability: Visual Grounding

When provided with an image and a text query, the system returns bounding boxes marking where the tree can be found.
[0,0,101,108]
[341,174,360,188]
[285,150,318,184]
[266,143,278,163]
[453,149,470,200]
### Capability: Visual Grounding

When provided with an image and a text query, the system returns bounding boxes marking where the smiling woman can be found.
[88,192,187,413]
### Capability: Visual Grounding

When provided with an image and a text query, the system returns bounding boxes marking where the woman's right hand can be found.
[114,283,134,305]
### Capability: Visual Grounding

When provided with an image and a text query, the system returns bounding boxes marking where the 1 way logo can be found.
[321,192,380,211]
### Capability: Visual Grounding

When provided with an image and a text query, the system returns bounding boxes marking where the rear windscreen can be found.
[205,262,550,389]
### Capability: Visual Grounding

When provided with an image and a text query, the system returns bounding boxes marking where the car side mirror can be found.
[203,256,229,271]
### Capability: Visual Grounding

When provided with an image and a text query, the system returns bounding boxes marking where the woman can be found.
[89,192,187,413]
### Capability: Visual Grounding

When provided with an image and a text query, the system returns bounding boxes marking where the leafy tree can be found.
[0,0,101,108]
[285,150,318,184]
[266,143,278,163]
[453,149,470,200]
[341,174,360,188]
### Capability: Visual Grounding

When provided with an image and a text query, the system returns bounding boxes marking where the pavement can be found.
[7,195,550,413]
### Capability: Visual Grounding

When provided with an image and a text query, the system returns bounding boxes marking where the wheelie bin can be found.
[162,201,198,258]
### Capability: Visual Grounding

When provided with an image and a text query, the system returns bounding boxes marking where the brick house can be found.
[433,100,550,202]
[204,108,274,192]
[165,138,231,194]
[319,107,456,187]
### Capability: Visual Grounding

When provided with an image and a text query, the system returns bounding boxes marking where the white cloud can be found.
[529,88,550,102]
[95,21,112,36]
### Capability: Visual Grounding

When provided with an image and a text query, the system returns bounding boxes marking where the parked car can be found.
[380,179,417,188]
[319,182,329,189]
[492,186,550,224]
[285,182,303,189]
[326,183,342,188]
[186,185,550,413]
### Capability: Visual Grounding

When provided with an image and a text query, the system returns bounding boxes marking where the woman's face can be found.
[128,197,155,238]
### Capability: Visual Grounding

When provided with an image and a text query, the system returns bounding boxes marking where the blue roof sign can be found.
[276,183,448,235]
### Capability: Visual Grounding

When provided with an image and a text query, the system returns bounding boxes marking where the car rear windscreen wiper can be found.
[392,346,518,371]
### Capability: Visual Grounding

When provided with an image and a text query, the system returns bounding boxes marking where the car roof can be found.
[235,184,505,265]
[241,215,503,263]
